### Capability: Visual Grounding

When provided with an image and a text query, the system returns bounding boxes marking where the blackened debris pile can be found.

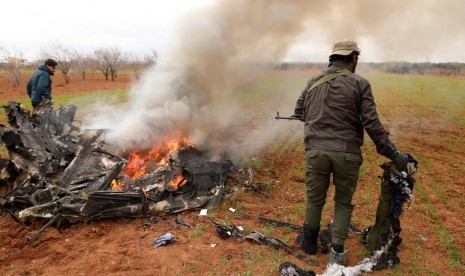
[362,159,417,270]
[0,102,233,227]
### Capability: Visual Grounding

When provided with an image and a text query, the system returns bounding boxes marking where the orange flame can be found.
[122,151,147,179]
[121,131,193,180]
[168,175,188,190]
[111,179,125,191]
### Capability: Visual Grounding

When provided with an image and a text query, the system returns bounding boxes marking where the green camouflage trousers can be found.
[305,149,362,245]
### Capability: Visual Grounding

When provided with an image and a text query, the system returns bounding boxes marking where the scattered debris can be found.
[258,216,304,232]
[230,168,271,199]
[212,221,243,240]
[27,214,61,243]
[279,262,315,276]
[246,230,319,266]
[419,234,427,242]
[199,209,208,216]
[175,213,192,228]
[153,232,176,248]
[211,220,319,266]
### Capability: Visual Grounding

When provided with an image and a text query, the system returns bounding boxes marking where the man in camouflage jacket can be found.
[293,40,407,265]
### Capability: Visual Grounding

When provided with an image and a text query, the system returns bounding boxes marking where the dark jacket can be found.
[294,61,388,153]
[26,65,53,103]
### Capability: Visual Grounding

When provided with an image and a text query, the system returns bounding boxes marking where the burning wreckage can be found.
[0,101,235,241]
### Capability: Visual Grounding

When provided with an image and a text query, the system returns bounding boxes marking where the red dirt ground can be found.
[1,71,464,275]
[0,73,134,101]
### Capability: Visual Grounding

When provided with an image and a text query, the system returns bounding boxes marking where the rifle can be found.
[274,111,303,121]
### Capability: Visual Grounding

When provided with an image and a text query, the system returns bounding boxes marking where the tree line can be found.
[0,43,157,87]
[276,61,465,76]
[3,42,464,89]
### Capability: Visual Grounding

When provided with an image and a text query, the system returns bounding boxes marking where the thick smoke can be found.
[288,0,465,62]
[88,0,315,159]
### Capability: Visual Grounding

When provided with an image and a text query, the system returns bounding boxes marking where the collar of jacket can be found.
[38,64,52,75]
[326,60,351,73]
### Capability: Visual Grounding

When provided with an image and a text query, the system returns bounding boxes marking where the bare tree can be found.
[0,45,26,87]
[87,56,98,80]
[42,43,74,84]
[127,50,157,79]
[73,50,92,80]
[94,47,124,81]
[94,49,111,80]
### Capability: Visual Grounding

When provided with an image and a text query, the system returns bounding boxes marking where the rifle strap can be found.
[303,68,351,107]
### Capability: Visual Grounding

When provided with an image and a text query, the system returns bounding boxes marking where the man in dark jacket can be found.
[26,59,58,108]
[293,40,407,265]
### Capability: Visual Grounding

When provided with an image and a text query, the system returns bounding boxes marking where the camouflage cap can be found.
[331,40,361,56]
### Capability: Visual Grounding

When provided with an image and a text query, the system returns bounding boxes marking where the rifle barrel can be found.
[275,116,300,120]
[275,111,302,121]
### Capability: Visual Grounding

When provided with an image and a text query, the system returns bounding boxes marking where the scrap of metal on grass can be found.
[228,168,271,199]
[175,213,192,228]
[153,232,176,248]
[246,230,319,266]
[279,262,315,276]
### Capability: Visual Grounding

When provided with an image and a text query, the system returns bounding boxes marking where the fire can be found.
[121,130,193,179]
[111,179,125,191]
[168,175,188,190]
[122,151,147,179]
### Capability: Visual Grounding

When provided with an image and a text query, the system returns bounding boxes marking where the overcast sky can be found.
[1,0,464,63]
[1,0,213,60]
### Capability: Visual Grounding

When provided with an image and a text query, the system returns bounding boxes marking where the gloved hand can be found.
[391,151,408,171]
[291,114,304,122]
[376,138,408,171]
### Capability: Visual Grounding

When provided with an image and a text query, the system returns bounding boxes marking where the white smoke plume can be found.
[88,0,314,159]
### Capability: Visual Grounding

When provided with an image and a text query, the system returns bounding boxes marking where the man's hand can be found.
[291,114,304,122]
[392,151,408,171]
[376,138,409,171]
